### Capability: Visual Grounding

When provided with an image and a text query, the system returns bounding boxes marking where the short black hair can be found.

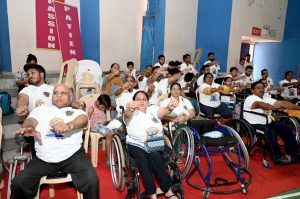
[168,60,182,66]
[223,76,232,84]
[97,94,111,108]
[245,65,253,70]
[183,54,191,60]
[261,69,268,75]
[168,68,181,75]
[184,73,194,82]
[26,54,37,63]
[127,61,134,67]
[245,53,251,57]
[251,81,264,90]
[203,73,213,80]
[201,64,209,71]
[284,71,293,77]
[110,63,119,68]
[240,58,245,62]
[208,52,215,57]
[230,67,238,72]
[24,64,46,78]
[152,66,160,72]
[158,54,165,59]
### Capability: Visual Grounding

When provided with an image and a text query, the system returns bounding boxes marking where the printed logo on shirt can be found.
[43,92,50,97]
[210,94,217,101]
[35,99,45,107]
[289,88,295,96]
[45,118,65,139]
[65,110,74,116]
[146,127,159,139]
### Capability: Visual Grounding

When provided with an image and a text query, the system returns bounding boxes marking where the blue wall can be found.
[195,0,232,72]
[254,0,300,86]
[80,0,100,64]
[0,0,12,72]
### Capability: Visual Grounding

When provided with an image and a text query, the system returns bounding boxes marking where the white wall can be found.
[227,0,288,70]
[100,0,147,71]
[164,0,198,62]
[7,0,80,73]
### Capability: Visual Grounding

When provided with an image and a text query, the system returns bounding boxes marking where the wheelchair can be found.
[185,120,251,198]
[227,108,300,167]
[109,114,194,198]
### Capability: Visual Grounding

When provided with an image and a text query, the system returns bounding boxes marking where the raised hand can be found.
[15,127,41,140]
[16,105,29,116]
[128,101,139,112]
[168,99,179,111]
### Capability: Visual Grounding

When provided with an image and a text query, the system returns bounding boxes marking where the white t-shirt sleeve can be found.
[264,96,277,106]
[183,98,194,110]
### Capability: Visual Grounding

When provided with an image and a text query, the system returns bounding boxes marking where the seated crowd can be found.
[10,52,300,199]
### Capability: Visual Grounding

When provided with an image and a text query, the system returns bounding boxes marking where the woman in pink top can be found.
[86,94,122,166]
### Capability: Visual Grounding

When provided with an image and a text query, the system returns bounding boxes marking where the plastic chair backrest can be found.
[75,60,102,86]
[192,48,203,68]
[57,59,78,88]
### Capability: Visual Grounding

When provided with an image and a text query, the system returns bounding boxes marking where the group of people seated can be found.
[10,52,300,199]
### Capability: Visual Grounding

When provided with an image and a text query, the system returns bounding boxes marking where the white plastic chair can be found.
[75,60,103,99]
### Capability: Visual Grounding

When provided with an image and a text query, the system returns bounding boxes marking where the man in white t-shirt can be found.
[154,54,168,68]
[244,53,253,67]
[237,58,246,76]
[243,81,300,165]
[11,84,99,199]
[204,52,220,79]
[180,54,198,76]
[16,64,54,116]
[197,64,211,87]
[279,71,299,103]
[239,65,254,87]
[138,65,153,91]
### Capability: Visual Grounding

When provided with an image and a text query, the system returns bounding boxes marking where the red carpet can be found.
[1,150,300,199]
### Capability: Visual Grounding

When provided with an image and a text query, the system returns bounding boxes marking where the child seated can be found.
[86,94,122,166]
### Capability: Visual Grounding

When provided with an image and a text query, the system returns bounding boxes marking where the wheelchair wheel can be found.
[227,119,255,152]
[172,127,194,179]
[221,125,250,170]
[276,116,300,145]
[110,135,125,191]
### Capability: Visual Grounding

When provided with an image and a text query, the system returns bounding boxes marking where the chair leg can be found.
[91,134,100,167]
[77,191,83,199]
[102,139,106,151]
[33,186,40,199]
[49,184,55,197]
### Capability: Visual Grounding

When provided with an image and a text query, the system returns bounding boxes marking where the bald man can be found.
[11,84,99,199]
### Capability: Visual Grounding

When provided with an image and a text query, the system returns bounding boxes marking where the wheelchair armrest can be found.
[271,109,288,117]
[243,110,269,125]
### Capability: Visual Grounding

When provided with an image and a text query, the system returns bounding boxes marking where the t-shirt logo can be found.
[65,110,74,116]
[43,92,50,97]
[289,88,295,96]
[35,99,45,107]
[210,94,217,101]
[46,118,65,139]
[146,127,159,139]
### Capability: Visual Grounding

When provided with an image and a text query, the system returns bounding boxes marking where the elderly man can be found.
[11,84,99,199]
[243,81,300,165]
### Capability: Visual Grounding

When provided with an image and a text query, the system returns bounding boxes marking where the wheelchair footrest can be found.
[210,177,238,187]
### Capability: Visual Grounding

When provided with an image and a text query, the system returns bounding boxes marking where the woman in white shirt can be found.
[124,91,179,199]
[199,73,232,123]
[160,82,195,124]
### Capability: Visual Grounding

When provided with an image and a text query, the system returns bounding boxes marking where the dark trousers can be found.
[11,147,99,199]
[127,145,172,195]
[253,121,299,160]
[199,102,232,119]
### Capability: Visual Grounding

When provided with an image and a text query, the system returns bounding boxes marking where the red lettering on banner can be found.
[54,2,83,61]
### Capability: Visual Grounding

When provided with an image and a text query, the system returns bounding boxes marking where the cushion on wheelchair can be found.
[46,171,68,179]
[199,136,237,147]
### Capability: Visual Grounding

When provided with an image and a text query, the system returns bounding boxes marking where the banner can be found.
[54,1,83,62]
[36,0,64,49]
